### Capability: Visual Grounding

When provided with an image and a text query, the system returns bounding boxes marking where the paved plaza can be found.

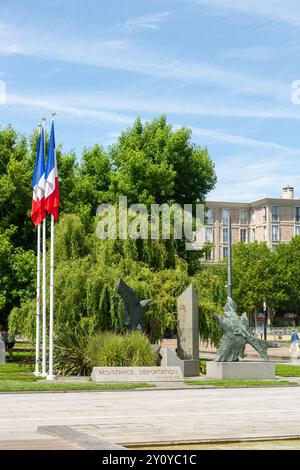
[1,387,300,449]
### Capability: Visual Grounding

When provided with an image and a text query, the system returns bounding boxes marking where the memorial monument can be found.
[114,278,151,330]
[161,284,200,377]
[206,217,280,380]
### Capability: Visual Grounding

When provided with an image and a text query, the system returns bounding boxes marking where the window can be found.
[205,250,213,261]
[223,246,228,259]
[263,226,267,241]
[271,245,278,252]
[251,210,256,225]
[240,229,247,242]
[295,207,300,223]
[222,228,228,243]
[240,209,248,225]
[272,206,279,222]
[205,208,213,224]
[205,227,213,243]
[222,208,230,225]
[272,225,279,242]
[295,226,300,236]
[252,228,256,241]
[263,207,267,223]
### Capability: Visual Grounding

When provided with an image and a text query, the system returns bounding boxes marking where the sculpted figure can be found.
[215,297,279,362]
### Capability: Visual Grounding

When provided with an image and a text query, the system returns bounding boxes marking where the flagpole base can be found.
[46,374,56,381]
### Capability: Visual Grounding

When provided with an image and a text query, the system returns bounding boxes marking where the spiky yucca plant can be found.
[54,326,92,376]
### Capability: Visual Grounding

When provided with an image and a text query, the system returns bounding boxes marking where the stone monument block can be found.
[177,284,199,360]
[91,366,183,383]
[161,284,200,377]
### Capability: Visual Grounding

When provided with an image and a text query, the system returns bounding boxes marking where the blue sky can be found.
[1,0,300,201]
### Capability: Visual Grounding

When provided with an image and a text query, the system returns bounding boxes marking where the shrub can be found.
[53,326,92,376]
[87,330,156,367]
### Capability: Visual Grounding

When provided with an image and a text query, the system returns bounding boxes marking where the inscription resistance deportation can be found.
[91,366,184,382]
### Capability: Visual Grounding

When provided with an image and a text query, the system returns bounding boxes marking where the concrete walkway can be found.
[1,387,300,449]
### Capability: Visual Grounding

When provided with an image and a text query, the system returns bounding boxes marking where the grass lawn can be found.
[276,364,300,377]
[0,363,154,392]
[185,379,297,387]
[6,350,34,363]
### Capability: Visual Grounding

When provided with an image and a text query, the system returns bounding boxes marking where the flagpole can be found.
[41,117,47,377]
[34,223,41,376]
[47,112,56,380]
[47,214,55,380]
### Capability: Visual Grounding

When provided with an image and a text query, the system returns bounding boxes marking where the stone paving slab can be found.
[38,425,125,449]
[0,388,300,448]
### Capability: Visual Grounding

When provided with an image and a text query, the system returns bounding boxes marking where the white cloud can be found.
[7,94,134,125]
[220,47,275,61]
[189,126,300,156]
[55,91,300,120]
[124,12,174,32]
[7,92,300,156]
[192,0,300,28]
[0,20,288,99]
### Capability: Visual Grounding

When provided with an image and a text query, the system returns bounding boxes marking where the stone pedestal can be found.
[206,361,275,380]
[160,348,199,377]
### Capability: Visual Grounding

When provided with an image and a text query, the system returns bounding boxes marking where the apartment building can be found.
[197,186,300,262]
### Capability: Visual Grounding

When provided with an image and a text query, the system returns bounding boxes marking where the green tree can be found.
[231,242,277,313]
[109,115,216,206]
[273,236,300,313]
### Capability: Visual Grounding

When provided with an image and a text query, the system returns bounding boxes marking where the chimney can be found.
[282,185,294,199]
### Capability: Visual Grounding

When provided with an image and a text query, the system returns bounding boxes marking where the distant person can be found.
[290,328,300,353]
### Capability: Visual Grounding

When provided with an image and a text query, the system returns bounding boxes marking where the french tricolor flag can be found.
[31,125,46,226]
[45,121,60,220]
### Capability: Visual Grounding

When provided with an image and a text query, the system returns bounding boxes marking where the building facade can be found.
[197,186,300,262]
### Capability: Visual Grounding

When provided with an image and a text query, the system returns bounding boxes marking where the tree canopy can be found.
[1,116,223,342]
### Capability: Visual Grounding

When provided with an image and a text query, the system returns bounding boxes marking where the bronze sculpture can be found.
[215,297,279,362]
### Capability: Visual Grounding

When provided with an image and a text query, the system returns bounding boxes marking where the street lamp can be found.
[263,299,268,340]
[227,216,232,298]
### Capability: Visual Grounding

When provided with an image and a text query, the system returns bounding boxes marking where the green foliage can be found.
[98,285,113,331]
[199,360,207,375]
[87,331,157,367]
[8,301,35,339]
[232,242,277,312]
[53,326,92,376]
[1,117,220,344]
[55,213,89,261]
[231,240,300,314]
[109,116,216,206]
[0,228,36,325]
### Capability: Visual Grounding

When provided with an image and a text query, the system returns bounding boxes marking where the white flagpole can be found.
[47,214,55,380]
[34,223,41,376]
[41,117,47,377]
[47,113,56,380]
